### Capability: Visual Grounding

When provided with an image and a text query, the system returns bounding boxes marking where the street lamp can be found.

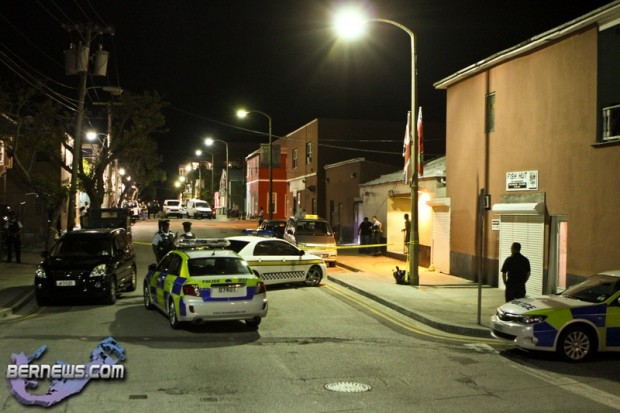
[195,149,215,202]
[237,109,273,220]
[204,137,229,216]
[334,8,419,286]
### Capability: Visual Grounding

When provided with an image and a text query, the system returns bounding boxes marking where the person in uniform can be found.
[5,211,23,263]
[180,221,197,239]
[151,219,175,263]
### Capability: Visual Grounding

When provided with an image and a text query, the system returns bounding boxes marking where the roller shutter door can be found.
[498,215,544,296]
[431,206,450,273]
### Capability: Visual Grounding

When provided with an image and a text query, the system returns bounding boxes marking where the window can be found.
[306,142,312,164]
[292,149,298,169]
[597,25,620,143]
[485,92,495,133]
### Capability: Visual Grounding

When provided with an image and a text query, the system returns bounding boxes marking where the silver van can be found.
[186,199,213,219]
[283,215,337,267]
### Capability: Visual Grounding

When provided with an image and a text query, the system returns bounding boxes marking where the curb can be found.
[0,288,34,319]
[326,275,490,338]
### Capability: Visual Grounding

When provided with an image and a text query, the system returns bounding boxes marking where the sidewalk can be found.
[0,239,504,338]
[331,250,504,337]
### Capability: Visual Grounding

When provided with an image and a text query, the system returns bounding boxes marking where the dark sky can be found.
[0,0,615,175]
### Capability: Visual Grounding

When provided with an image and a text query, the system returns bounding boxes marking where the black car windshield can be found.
[187,257,252,276]
[51,237,111,258]
[561,274,620,303]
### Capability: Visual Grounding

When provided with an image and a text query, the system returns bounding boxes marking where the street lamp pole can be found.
[335,11,419,286]
[237,109,273,220]
[195,149,215,201]
[205,137,229,216]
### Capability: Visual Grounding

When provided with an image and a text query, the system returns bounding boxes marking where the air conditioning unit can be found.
[602,104,620,141]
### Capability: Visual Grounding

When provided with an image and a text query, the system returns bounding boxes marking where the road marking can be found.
[511,362,620,410]
[323,283,498,344]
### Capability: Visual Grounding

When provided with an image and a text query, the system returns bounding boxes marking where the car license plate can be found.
[56,280,76,287]
[211,284,246,298]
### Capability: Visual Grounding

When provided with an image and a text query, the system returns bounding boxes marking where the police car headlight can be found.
[89,264,107,277]
[517,315,547,324]
[35,266,46,279]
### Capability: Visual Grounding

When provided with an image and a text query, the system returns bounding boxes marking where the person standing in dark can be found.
[180,221,197,240]
[5,211,23,263]
[501,242,531,302]
[401,213,411,254]
[258,207,264,226]
[357,217,373,254]
[371,216,383,256]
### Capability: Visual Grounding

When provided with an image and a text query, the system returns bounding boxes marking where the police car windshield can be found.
[187,257,252,276]
[561,274,620,303]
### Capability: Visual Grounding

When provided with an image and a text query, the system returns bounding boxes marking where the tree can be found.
[79,90,168,209]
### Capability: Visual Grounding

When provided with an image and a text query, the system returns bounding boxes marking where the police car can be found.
[491,270,620,362]
[143,239,268,329]
[226,235,327,287]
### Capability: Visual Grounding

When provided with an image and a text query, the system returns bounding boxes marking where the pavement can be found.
[0,230,505,338]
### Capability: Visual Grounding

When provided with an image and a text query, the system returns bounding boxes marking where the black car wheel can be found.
[143,283,153,310]
[105,278,117,305]
[126,266,137,292]
[557,325,596,362]
[35,295,49,307]
[168,300,180,329]
[304,265,323,287]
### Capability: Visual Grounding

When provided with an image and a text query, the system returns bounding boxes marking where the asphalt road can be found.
[1,219,619,412]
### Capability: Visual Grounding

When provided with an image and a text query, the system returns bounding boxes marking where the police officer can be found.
[180,221,196,240]
[5,211,23,263]
[151,219,175,263]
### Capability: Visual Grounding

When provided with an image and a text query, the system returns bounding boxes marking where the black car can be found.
[257,219,287,238]
[34,228,137,305]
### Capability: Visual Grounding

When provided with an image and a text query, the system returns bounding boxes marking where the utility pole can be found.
[94,86,123,208]
[63,23,114,231]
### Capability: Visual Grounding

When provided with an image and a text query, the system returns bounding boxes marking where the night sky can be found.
[0,0,615,176]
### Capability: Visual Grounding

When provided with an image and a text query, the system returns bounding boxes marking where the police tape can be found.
[133,240,409,251]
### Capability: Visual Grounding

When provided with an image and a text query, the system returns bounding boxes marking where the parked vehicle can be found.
[491,270,620,362]
[186,199,213,219]
[256,219,286,238]
[162,199,183,218]
[143,238,268,329]
[34,228,137,306]
[227,235,326,287]
[283,215,337,267]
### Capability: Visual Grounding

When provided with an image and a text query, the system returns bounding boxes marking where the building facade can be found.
[434,2,620,293]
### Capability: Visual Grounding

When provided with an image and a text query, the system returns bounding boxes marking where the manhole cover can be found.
[324,382,372,393]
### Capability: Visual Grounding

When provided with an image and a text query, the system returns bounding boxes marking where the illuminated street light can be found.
[237,108,273,220]
[205,137,229,215]
[334,7,420,286]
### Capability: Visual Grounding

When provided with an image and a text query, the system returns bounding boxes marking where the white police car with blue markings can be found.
[491,270,620,362]
[143,239,268,329]
[226,235,327,287]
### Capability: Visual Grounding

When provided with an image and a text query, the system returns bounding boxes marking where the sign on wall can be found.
[506,170,538,191]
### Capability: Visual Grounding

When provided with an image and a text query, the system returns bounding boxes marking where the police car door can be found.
[607,289,620,349]
[251,240,303,284]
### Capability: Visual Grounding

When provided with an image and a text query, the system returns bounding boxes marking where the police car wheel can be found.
[557,325,596,362]
[143,284,153,310]
[245,317,261,329]
[105,278,117,305]
[168,300,181,329]
[304,266,323,287]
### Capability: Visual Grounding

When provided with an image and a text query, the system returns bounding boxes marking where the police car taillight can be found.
[256,282,267,295]
[183,284,200,297]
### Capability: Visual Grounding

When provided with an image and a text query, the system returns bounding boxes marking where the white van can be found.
[162,199,182,218]
[186,199,213,219]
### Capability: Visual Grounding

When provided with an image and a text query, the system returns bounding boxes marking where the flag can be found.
[402,111,412,184]
[417,107,424,176]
